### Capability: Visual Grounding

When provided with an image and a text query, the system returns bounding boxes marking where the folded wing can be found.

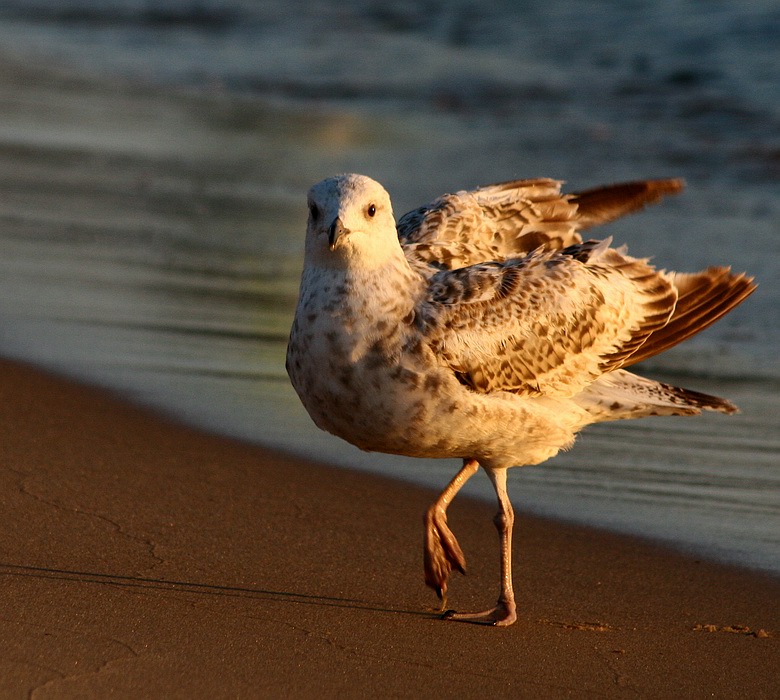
[415,241,678,397]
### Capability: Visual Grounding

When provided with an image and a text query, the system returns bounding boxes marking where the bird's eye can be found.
[309,203,319,220]
[367,203,376,218]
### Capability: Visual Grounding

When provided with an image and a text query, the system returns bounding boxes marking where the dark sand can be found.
[1,358,777,698]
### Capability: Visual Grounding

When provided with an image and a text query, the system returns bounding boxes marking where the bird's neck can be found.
[303,252,422,328]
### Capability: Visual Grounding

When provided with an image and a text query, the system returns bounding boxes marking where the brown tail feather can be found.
[658,381,739,415]
[625,268,756,367]
[572,179,685,229]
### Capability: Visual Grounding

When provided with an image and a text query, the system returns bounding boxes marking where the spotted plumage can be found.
[286,173,756,626]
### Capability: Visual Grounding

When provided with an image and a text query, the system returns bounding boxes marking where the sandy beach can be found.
[1,358,777,698]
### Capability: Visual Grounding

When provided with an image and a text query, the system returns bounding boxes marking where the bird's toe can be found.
[442,600,517,626]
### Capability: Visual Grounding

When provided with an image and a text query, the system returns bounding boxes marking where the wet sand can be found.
[1,358,777,698]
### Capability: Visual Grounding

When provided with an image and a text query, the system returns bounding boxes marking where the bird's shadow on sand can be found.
[0,562,437,620]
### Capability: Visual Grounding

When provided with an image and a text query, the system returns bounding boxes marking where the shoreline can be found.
[1,357,777,697]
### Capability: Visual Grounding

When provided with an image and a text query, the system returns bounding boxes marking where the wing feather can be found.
[570,179,685,229]
[398,177,684,272]
[623,267,756,366]
[416,242,677,397]
[402,176,753,398]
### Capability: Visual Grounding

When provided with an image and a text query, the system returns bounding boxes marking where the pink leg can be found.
[444,467,517,626]
[423,458,480,607]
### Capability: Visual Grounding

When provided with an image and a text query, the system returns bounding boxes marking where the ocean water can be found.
[0,1,778,573]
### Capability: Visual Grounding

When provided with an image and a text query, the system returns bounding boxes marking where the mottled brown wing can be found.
[398,179,580,271]
[415,242,677,397]
[398,178,685,272]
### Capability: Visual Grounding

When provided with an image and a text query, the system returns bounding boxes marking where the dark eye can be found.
[367,203,376,218]
[309,203,319,220]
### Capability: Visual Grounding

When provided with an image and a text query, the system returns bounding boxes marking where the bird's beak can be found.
[328,217,349,251]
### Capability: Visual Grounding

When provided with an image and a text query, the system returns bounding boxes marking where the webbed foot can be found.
[423,504,466,606]
[442,599,517,626]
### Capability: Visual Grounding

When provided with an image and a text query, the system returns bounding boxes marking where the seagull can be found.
[286,173,756,626]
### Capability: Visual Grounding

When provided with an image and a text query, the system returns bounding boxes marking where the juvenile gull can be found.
[286,173,756,626]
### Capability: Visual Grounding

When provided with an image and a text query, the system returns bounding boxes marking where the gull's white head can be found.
[305,174,398,269]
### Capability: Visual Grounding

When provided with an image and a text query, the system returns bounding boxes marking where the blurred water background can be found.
[0,1,778,573]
